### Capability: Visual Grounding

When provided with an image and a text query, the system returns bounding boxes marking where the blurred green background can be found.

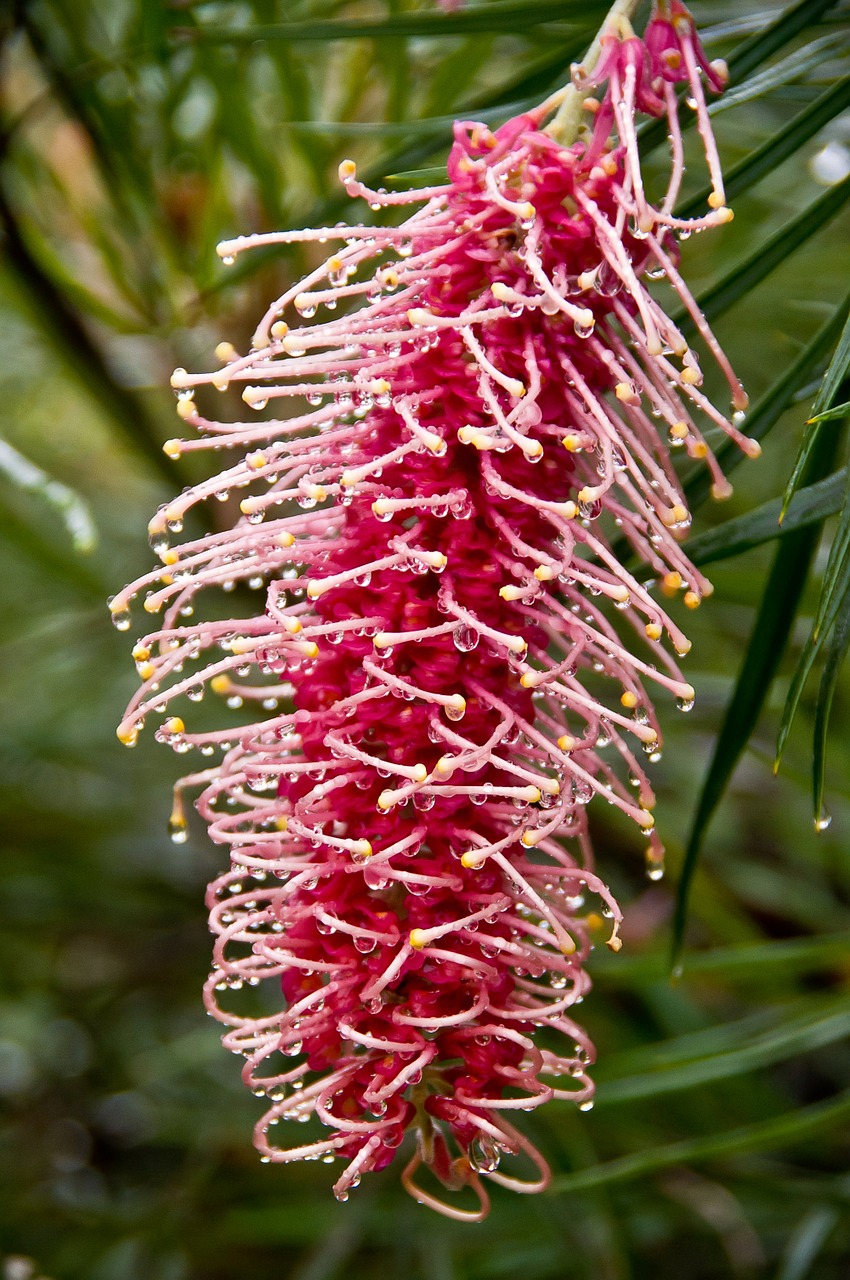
[1,1,850,1277]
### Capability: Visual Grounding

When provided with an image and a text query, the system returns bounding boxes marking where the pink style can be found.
[114,2,757,1220]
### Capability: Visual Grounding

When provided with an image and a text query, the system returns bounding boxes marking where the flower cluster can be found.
[114,2,756,1219]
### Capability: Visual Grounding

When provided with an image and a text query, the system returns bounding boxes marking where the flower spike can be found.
[116,0,755,1218]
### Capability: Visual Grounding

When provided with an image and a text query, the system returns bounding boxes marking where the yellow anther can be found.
[541,778,560,796]
[170,367,191,389]
[506,635,528,656]
[374,379,391,395]
[412,764,428,783]
[519,202,536,220]
[215,341,236,363]
[159,549,178,567]
[491,281,512,302]
[557,735,576,752]
[711,480,733,501]
[601,155,618,177]
[499,584,525,601]
[338,159,357,181]
[743,438,762,459]
[577,270,597,291]
[327,256,343,274]
[373,632,393,649]
[534,564,556,582]
[520,671,542,689]
[282,616,302,634]
[421,430,444,453]
[164,717,185,735]
[615,381,638,403]
[247,450,268,470]
[277,531,295,548]
[377,791,394,811]
[353,839,372,859]
[230,637,255,655]
[670,421,689,440]
[379,270,398,289]
[435,755,454,776]
[372,499,392,517]
[562,433,582,452]
[275,815,289,832]
[520,830,537,848]
[561,501,578,519]
[137,661,155,681]
[210,675,232,695]
[447,694,466,719]
[340,471,357,488]
[662,571,682,596]
[176,398,195,420]
[585,911,604,931]
[621,690,638,709]
[505,378,526,399]
[645,622,663,641]
[116,724,138,747]
[576,487,594,504]
[523,440,544,459]
[159,573,174,587]
[606,933,623,953]
[559,935,577,956]
[212,370,229,391]
[527,787,542,804]
[707,191,724,210]
[689,441,708,460]
[422,550,447,570]
[241,496,260,515]
[681,366,701,386]
[461,851,485,869]
[270,321,289,339]
[407,308,433,327]
[684,591,701,610]
[132,644,150,662]
[408,929,428,949]
[306,580,324,600]
[674,639,693,657]
[143,597,161,613]
[638,809,656,829]
[163,438,183,459]
[297,641,319,658]
[613,585,630,603]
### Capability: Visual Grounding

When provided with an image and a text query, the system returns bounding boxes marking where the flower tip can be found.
[214,340,236,364]
[743,438,762,459]
[210,675,231,695]
[645,622,663,641]
[620,690,638,709]
[116,724,138,747]
[164,716,185,735]
[338,158,357,182]
[499,583,525,601]
[408,928,427,950]
[711,480,733,501]
[520,830,537,849]
[377,790,395,811]
[435,755,454,776]
[247,450,268,470]
[270,321,289,340]
[412,764,429,783]
[461,851,485,869]
[163,438,183,459]
[353,839,372,859]
[557,734,576,752]
[176,398,195,421]
[683,591,701,610]
[277,531,296,548]
[170,367,191,389]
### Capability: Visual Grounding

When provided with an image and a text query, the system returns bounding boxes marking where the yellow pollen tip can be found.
[506,379,526,399]
[689,441,708,460]
[143,597,161,613]
[711,480,734,501]
[270,321,289,339]
[210,675,232,695]
[615,382,636,403]
[282,617,302,634]
[340,471,357,488]
[408,929,427,950]
[327,256,343,273]
[136,661,155,681]
[499,584,524,601]
[560,501,578,519]
[247,451,268,470]
[354,839,372,858]
[559,936,577,956]
[520,672,538,689]
[412,764,428,783]
[230,637,254,655]
[461,851,485,869]
[435,755,454,775]
[562,433,581,452]
[577,270,596,291]
[670,421,689,439]
[684,591,701,610]
[520,831,537,848]
[645,622,663,641]
[542,778,560,796]
[447,695,466,717]
[373,633,392,649]
[675,639,693,657]
[576,487,593,504]
[306,581,323,599]
[277,531,295,548]
[407,308,433,327]
[215,341,236,363]
[338,159,357,180]
[707,191,724,210]
[132,645,150,662]
[164,717,184,735]
[491,282,512,302]
[744,438,762,459]
[621,691,638,709]
[377,791,394,811]
[299,641,319,659]
[169,367,191,389]
[116,725,138,747]
[176,398,195,421]
[163,439,183,459]
[523,440,544,459]
[681,367,701,386]
[662,572,682,594]
[240,498,258,516]
[507,636,527,655]
[638,809,655,829]
[557,735,576,752]
[528,787,542,804]
[519,202,536,220]
[275,816,289,832]
[372,499,392,517]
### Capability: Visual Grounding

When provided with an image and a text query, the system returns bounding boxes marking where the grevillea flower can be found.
[114,2,758,1220]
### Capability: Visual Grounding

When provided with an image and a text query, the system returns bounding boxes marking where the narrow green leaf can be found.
[812,591,850,828]
[677,76,850,220]
[549,1089,850,1195]
[0,439,97,554]
[597,1000,850,1105]
[682,468,846,567]
[691,174,850,329]
[710,34,849,115]
[589,931,850,985]
[808,400,850,424]
[176,1,609,43]
[782,312,850,513]
[673,426,842,966]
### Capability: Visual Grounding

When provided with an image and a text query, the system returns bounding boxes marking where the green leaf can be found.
[812,590,850,828]
[596,999,850,1105]
[549,1089,850,1195]
[176,1,610,43]
[0,438,97,555]
[673,426,842,966]
[589,931,850,985]
[777,1207,841,1280]
[682,468,846,567]
[808,400,850,424]
[709,33,849,115]
[782,308,850,513]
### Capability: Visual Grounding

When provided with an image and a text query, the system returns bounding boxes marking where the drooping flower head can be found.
[114,2,757,1219]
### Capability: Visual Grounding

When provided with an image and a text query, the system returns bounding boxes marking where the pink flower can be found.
[114,3,757,1219]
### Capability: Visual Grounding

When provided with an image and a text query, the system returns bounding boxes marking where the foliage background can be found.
[1,1,849,1277]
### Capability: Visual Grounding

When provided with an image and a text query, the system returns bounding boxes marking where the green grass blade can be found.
[589,931,850,985]
[549,1089,850,1194]
[677,75,850,220]
[176,1,609,43]
[812,589,850,828]
[711,34,849,115]
[682,468,846,566]
[0,439,97,554]
[777,1207,841,1280]
[692,174,850,329]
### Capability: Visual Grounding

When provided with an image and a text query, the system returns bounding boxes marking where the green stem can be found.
[545,0,644,145]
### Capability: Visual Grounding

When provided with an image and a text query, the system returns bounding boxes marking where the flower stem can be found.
[545,0,645,145]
